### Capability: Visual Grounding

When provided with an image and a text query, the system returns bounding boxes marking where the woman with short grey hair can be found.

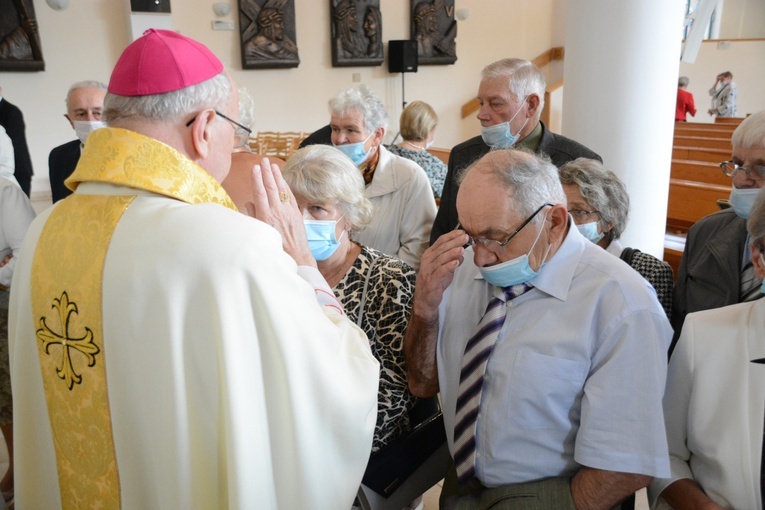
[327,85,436,271]
[560,158,674,318]
[282,144,419,453]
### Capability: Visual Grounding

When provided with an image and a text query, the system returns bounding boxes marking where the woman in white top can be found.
[328,85,436,271]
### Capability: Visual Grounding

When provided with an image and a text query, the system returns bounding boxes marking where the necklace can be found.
[404,140,425,150]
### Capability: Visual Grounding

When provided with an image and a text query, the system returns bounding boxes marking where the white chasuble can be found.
[10,128,379,509]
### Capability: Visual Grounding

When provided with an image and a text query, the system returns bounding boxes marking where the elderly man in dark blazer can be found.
[48,81,106,203]
[430,58,601,244]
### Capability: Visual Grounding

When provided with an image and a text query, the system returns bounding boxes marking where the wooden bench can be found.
[663,246,683,279]
[675,121,737,130]
[670,159,729,186]
[715,117,745,125]
[667,119,734,233]
[673,126,736,138]
[667,179,730,232]
[671,146,729,164]
[427,147,450,165]
[673,135,732,151]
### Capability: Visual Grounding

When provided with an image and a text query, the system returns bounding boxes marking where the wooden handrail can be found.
[460,47,565,119]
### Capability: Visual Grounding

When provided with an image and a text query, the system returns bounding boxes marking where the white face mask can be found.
[73,120,107,144]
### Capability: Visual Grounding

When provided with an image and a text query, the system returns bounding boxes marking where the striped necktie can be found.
[453,282,533,484]
[741,260,763,302]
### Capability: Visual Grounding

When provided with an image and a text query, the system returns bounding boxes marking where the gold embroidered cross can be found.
[37,292,100,390]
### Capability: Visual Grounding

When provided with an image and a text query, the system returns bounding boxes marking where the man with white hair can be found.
[48,80,107,203]
[10,29,378,509]
[671,110,765,350]
[407,150,671,508]
[430,58,601,243]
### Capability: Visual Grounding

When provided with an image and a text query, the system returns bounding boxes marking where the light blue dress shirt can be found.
[436,224,672,487]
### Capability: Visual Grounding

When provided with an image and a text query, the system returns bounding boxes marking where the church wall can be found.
[680,39,765,123]
[1,0,557,200]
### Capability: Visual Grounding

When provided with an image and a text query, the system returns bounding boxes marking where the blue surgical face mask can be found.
[425,140,434,150]
[334,132,374,166]
[729,186,760,219]
[480,97,528,149]
[478,213,550,287]
[576,221,604,244]
[304,219,345,261]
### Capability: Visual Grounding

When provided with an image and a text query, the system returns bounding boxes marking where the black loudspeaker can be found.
[131,0,171,13]
[388,40,418,73]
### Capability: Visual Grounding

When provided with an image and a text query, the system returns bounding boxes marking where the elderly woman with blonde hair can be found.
[387,100,448,199]
[282,144,418,452]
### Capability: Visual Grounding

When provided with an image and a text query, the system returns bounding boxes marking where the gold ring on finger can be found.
[279,192,290,202]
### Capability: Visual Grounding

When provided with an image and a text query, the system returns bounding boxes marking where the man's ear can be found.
[189,109,216,159]
[547,203,569,242]
[65,114,74,130]
[752,245,765,280]
[526,94,541,118]
[371,126,385,146]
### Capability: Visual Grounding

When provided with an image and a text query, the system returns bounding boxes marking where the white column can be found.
[562,0,685,257]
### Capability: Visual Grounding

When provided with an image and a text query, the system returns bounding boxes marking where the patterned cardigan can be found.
[623,248,674,321]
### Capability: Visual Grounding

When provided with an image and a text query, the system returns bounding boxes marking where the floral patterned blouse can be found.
[386,144,447,199]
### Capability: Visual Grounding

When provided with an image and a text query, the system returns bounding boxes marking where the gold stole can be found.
[30,128,236,509]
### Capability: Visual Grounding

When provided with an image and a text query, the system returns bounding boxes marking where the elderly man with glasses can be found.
[405,149,672,509]
[671,110,765,352]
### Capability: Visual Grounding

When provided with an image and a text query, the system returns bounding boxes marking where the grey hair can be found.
[328,84,388,133]
[237,86,256,131]
[66,80,107,110]
[103,72,232,124]
[731,109,765,150]
[481,58,546,112]
[748,188,765,251]
[559,158,630,240]
[459,149,565,224]
[282,145,373,231]
[678,76,689,87]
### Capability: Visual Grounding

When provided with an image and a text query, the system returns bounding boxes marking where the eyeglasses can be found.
[720,161,765,182]
[185,110,252,149]
[456,203,553,252]
[568,209,599,220]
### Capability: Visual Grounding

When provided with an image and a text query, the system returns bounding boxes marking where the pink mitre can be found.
[109,28,224,96]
